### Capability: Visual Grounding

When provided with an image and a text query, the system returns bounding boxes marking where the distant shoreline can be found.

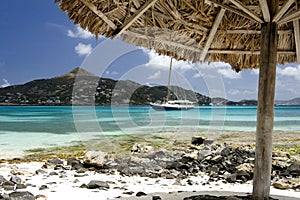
[1,103,300,106]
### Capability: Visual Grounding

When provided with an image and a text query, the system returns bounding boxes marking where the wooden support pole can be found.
[252,1,278,200]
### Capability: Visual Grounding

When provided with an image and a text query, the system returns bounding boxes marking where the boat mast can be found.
[166,57,173,103]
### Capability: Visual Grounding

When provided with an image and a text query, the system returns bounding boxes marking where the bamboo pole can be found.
[252,1,278,199]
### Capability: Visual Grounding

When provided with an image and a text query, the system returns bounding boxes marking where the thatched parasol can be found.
[54,0,300,199]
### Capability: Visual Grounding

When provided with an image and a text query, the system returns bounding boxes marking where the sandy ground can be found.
[0,162,299,200]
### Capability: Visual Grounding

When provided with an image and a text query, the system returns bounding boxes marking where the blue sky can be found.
[0,1,299,101]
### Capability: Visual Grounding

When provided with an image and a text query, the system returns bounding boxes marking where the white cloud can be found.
[75,43,92,56]
[143,49,195,71]
[193,71,205,78]
[251,69,259,75]
[148,70,161,80]
[217,67,241,79]
[277,64,300,80]
[67,25,94,39]
[1,79,10,88]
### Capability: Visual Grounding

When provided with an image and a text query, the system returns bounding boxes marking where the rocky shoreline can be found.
[0,137,300,200]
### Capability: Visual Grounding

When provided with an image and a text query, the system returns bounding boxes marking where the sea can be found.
[0,105,299,158]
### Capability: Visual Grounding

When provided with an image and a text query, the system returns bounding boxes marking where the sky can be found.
[0,1,299,101]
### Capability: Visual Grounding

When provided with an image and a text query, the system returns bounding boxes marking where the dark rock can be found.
[203,140,214,145]
[35,169,47,175]
[49,172,59,176]
[2,181,15,191]
[0,175,7,184]
[10,176,21,185]
[198,150,212,161]
[123,191,134,195]
[220,147,231,157]
[9,191,35,200]
[152,196,162,200]
[48,158,64,165]
[39,185,48,190]
[16,184,27,189]
[287,162,300,177]
[236,170,252,182]
[67,158,83,170]
[226,173,237,183]
[191,136,205,145]
[87,180,109,189]
[74,173,88,178]
[79,184,88,188]
[136,191,147,197]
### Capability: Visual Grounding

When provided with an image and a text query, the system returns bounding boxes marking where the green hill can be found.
[0,67,211,106]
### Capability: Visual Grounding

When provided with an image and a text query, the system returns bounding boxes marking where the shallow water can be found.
[0,105,299,158]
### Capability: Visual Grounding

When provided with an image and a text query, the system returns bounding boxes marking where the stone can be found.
[2,181,15,191]
[35,169,47,175]
[152,196,162,200]
[87,180,109,189]
[226,173,237,183]
[220,147,231,157]
[136,191,147,197]
[48,158,64,165]
[287,162,300,177]
[10,176,21,185]
[39,185,48,190]
[131,143,154,153]
[16,184,27,189]
[49,172,59,176]
[273,178,300,190]
[191,136,205,145]
[67,158,83,170]
[9,192,35,200]
[0,175,7,184]
[198,150,212,161]
[211,155,223,163]
[236,163,254,174]
[83,151,109,168]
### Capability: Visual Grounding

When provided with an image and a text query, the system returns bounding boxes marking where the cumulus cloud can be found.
[75,43,93,56]
[142,49,195,71]
[1,79,10,88]
[67,25,94,39]
[277,64,300,80]
[192,71,205,78]
[148,70,161,80]
[217,68,241,79]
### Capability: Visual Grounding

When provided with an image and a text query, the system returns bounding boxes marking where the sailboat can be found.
[149,58,195,111]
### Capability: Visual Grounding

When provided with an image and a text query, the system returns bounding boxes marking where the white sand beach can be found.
[0,161,299,200]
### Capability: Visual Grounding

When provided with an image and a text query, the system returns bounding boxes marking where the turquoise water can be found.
[0,106,299,158]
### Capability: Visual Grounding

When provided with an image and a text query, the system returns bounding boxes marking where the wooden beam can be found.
[228,0,264,23]
[208,49,295,55]
[293,19,300,63]
[273,0,295,22]
[113,0,158,39]
[200,8,226,61]
[123,31,203,53]
[279,9,300,24]
[259,0,270,22]
[205,0,260,23]
[79,0,117,30]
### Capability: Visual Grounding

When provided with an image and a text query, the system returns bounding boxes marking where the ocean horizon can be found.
[0,105,299,158]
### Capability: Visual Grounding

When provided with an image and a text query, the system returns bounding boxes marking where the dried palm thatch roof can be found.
[54,0,300,71]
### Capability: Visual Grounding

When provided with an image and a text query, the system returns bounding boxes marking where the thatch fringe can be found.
[55,0,299,70]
